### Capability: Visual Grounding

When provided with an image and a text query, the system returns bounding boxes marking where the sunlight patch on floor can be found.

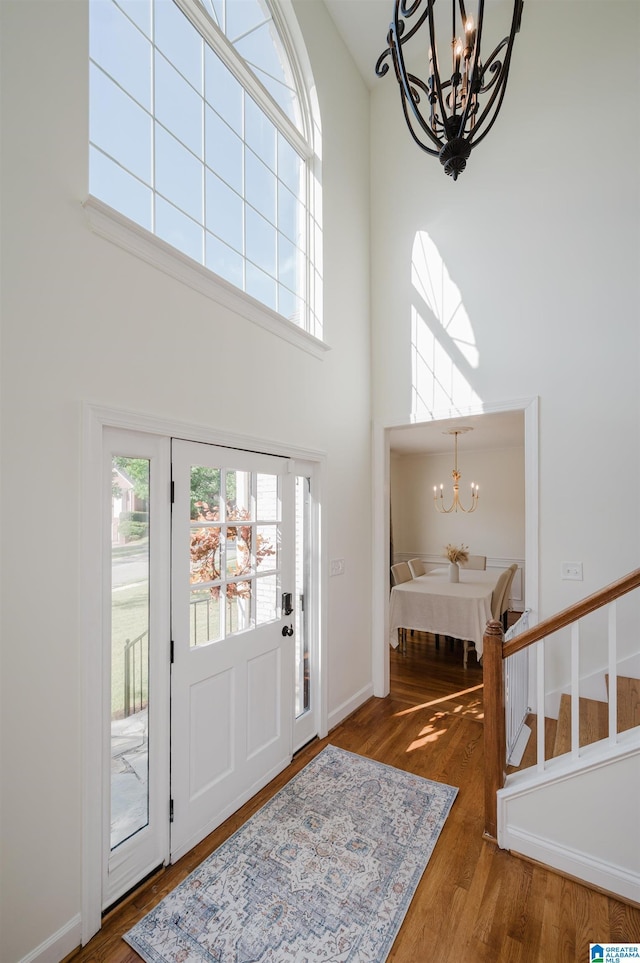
[394,683,484,717]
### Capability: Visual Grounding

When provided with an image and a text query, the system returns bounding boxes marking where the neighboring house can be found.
[0,2,638,963]
[111,465,137,544]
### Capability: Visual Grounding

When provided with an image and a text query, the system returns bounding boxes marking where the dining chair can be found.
[461,555,486,570]
[390,562,412,653]
[498,564,518,630]
[408,558,426,577]
[490,568,513,621]
[390,561,412,585]
[463,566,512,668]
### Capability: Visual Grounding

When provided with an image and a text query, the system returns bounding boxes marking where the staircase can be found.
[554,675,640,755]
[510,675,640,771]
[483,569,640,903]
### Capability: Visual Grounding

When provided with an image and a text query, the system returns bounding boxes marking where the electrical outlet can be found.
[330,558,345,577]
[561,562,583,581]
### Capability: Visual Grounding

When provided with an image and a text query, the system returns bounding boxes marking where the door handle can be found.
[281,624,294,637]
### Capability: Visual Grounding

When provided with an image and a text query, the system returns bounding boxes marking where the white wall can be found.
[371,2,640,627]
[391,446,525,564]
[0,1,372,960]
[500,750,640,903]
[371,0,640,877]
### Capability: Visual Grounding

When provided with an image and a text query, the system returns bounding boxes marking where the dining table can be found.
[389,566,506,661]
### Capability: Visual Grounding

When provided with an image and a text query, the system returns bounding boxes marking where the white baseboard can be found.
[327,683,374,732]
[19,914,81,963]
[502,826,640,904]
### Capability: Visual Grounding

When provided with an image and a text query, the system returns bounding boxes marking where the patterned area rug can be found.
[124,745,457,962]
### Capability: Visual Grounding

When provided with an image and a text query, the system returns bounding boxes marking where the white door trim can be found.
[291,460,323,753]
[81,403,327,945]
[371,396,540,697]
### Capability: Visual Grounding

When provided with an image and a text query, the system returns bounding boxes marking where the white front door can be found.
[170,440,295,860]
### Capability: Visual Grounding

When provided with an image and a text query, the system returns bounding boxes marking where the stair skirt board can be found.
[498,740,640,904]
[498,826,640,905]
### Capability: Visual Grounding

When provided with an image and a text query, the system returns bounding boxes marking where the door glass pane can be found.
[111,456,150,850]
[191,466,221,519]
[226,523,251,576]
[256,573,278,626]
[256,524,277,571]
[187,461,283,644]
[190,525,221,584]
[226,580,252,633]
[190,587,221,646]
[295,475,310,718]
[226,469,251,518]
[256,473,278,520]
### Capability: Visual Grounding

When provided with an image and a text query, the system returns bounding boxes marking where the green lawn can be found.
[111,581,149,718]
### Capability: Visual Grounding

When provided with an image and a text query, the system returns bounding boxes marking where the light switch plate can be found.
[330,558,345,577]
[561,562,583,581]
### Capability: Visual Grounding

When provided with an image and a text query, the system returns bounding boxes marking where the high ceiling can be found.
[323,0,391,90]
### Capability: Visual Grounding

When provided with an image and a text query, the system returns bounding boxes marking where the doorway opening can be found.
[372,398,539,698]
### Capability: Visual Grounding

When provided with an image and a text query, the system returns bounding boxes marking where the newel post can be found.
[483,618,506,841]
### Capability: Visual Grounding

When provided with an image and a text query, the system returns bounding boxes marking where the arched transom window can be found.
[89,0,321,339]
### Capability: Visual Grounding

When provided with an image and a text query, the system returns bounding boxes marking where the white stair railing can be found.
[529,600,620,768]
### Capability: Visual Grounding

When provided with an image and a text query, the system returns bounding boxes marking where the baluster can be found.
[124,639,131,718]
[536,641,545,771]
[608,602,617,744]
[571,623,580,758]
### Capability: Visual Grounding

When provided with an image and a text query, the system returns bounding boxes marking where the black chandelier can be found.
[376,0,524,180]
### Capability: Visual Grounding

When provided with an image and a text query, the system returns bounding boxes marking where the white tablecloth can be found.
[389,567,505,659]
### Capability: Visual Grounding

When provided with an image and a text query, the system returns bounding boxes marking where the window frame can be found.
[85,0,326,354]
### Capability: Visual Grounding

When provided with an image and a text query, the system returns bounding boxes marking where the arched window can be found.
[89,0,321,341]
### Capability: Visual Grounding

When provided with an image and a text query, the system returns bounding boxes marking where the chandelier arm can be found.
[375,0,431,78]
[466,0,523,147]
[434,496,456,514]
[426,0,452,148]
[454,0,484,137]
[398,83,442,155]
[467,46,516,148]
[388,8,447,153]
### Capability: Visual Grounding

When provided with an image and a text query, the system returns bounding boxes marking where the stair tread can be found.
[506,676,640,773]
[507,713,556,773]
[606,675,640,733]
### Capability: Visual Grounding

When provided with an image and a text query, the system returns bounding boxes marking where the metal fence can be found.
[123,629,148,718]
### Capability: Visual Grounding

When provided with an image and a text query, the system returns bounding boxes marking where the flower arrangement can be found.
[444,543,469,565]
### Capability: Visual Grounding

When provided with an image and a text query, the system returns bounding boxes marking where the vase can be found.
[448,562,459,583]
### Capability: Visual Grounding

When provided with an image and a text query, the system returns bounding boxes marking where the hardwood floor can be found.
[68,631,640,963]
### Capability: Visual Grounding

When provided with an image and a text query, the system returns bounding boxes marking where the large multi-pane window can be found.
[89,0,319,335]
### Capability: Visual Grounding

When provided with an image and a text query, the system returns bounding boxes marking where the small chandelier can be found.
[375,0,524,180]
[434,428,479,513]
